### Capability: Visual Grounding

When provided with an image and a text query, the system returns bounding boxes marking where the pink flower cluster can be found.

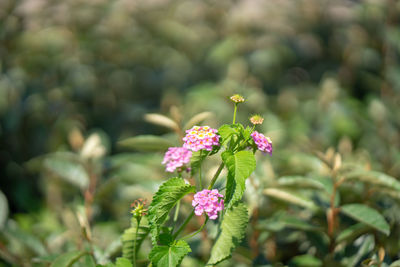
[192,189,224,220]
[162,147,192,172]
[251,131,273,155]
[183,126,220,152]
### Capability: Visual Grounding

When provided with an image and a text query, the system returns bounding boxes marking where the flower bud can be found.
[230,94,245,103]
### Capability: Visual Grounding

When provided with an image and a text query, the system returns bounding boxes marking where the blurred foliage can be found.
[1,0,400,266]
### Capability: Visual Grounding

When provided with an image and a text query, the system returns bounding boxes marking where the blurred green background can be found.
[1,0,400,266]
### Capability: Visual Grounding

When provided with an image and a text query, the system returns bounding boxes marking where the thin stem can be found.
[173,210,195,239]
[199,150,202,189]
[182,217,209,240]
[232,104,238,124]
[133,218,141,267]
[173,200,181,222]
[208,162,225,190]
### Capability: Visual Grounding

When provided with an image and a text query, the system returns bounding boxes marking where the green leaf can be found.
[390,260,400,267]
[44,152,89,189]
[148,178,196,244]
[190,150,209,175]
[263,188,318,210]
[116,257,133,267]
[218,124,240,146]
[50,251,87,267]
[342,170,400,191]
[83,254,96,267]
[122,216,150,263]
[118,135,174,152]
[144,113,179,131]
[290,255,322,267]
[222,151,256,206]
[149,240,191,267]
[207,202,249,265]
[336,223,370,244]
[0,190,8,229]
[341,204,390,236]
[276,176,325,190]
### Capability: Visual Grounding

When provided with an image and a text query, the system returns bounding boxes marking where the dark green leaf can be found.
[50,251,86,267]
[84,254,96,267]
[222,150,256,206]
[118,135,174,152]
[207,202,249,265]
[149,240,191,267]
[341,204,390,236]
[336,223,370,244]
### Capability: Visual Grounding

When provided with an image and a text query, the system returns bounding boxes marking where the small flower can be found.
[250,114,264,125]
[230,94,245,103]
[183,126,220,152]
[251,131,273,155]
[131,199,148,219]
[192,189,224,220]
[162,147,192,172]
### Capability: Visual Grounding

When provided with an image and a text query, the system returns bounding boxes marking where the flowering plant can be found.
[117,94,273,267]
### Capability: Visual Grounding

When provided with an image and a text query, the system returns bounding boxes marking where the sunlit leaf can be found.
[183,112,213,130]
[144,113,179,131]
[44,152,89,189]
[290,255,322,267]
[207,202,248,265]
[276,176,325,190]
[116,257,133,267]
[341,204,390,236]
[263,188,318,210]
[0,190,8,229]
[342,170,400,191]
[149,239,191,267]
[336,223,370,244]
[222,150,256,206]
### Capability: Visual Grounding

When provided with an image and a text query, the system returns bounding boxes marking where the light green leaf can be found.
[148,178,196,244]
[341,204,390,236]
[276,176,325,190]
[222,150,256,206]
[263,188,318,210]
[207,202,249,265]
[118,135,174,152]
[122,216,150,263]
[44,152,89,189]
[218,124,240,146]
[116,257,133,267]
[50,251,86,267]
[0,190,8,229]
[390,260,400,267]
[290,255,322,267]
[83,254,96,267]
[183,112,213,130]
[149,240,191,267]
[342,170,400,191]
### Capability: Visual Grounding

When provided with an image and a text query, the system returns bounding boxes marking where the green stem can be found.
[182,217,209,240]
[232,104,238,124]
[173,200,180,222]
[173,210,195,239]
[133,218,140,267]
[208,162,225,190]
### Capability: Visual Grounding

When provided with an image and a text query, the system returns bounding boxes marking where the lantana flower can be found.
[162,147,192,172]
[251,131,273,155]
[183,126,220,152]
[192,189,224,220]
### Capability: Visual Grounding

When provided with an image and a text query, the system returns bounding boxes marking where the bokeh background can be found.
[1,0,400,266]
